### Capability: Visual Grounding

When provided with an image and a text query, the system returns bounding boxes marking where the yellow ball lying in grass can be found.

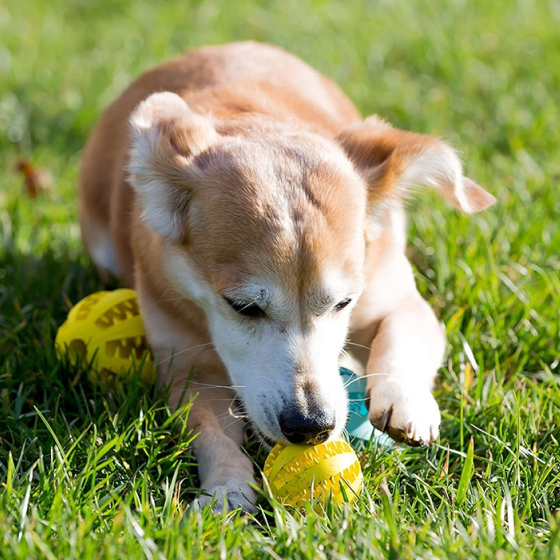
[55,289,155,385]
[263,438,363,510]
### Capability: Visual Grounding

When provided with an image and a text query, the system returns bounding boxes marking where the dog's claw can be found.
[368,380,441,447]
[380,406,393,433]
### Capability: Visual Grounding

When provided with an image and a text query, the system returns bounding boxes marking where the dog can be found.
[79,41,495,512]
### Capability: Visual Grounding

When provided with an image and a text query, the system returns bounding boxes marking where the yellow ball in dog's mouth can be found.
[263,438,363,510]
[55,289,155,385]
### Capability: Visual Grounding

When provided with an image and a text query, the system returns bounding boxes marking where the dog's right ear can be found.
[336,116,495,216]
[128,92,218,240]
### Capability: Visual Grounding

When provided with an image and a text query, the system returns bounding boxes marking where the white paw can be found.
[193,480,257,514]
[368,379,440,446]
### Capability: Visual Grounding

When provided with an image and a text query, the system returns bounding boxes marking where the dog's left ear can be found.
[128,92,218,240]
[336,116,496,214]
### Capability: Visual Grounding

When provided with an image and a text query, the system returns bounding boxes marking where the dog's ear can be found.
[336,116,495,215]
[128,92,218,240]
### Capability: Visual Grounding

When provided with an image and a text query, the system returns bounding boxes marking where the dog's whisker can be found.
[156,342,216,366]
[220,416,247,432]
[215,412,235,423]
[227,399,248,420]
[186,380,245,390]
[216,406,247,417]
[156,297,191,303]
[250,423,275,449]
[340,348,351,361]
[360,372,390,379]
[344,341,371,351]
[215,411,247,423]
[184,387,237,392]
[239,298,259,313]
[214,399,248,419]
[193,398,245,402]
[347,409,370,417]
[342,372,389,389]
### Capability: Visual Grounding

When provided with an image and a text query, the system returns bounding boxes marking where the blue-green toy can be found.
[340,367,392,447]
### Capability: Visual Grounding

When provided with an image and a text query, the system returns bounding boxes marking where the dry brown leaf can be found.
[14,159,52,198]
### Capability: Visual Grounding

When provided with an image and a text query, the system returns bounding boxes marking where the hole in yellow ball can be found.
[68,339,87,360]
[98,368,118,385]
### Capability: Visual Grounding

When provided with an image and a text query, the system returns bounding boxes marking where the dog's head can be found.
[128,92,494,444]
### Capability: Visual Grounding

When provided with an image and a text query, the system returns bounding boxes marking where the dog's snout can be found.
[279,408,335,445]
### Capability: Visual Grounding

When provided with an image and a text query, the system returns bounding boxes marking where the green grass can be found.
[1,0,560,557]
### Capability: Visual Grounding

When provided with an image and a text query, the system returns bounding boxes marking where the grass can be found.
[1,0,560,557]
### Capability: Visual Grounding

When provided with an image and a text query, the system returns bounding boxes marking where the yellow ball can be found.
[55,289,155,386]
[263,438,363,510]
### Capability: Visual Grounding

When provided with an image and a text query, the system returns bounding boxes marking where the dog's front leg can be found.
[365,294,446,446]
[139,292,258,513]
[168,380,257,513]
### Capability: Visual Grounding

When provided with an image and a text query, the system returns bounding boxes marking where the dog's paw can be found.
[193,481,257,514]
[368,378,440,446]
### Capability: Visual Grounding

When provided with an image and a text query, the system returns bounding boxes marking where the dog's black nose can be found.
[279,408,335,445]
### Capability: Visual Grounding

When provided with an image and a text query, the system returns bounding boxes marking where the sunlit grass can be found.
[1,0,559,557]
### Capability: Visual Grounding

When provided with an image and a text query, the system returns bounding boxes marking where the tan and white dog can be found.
[79,41,495,511]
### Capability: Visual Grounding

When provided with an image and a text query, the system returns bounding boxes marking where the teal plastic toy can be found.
[340,367,392,447]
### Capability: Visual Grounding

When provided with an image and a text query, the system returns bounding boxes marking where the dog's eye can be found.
[334,298,352,311]
[224,297,266,319]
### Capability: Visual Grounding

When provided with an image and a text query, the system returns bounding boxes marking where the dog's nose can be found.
[279,408,335,445]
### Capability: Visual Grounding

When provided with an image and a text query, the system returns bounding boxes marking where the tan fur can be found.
[79,41,495,512]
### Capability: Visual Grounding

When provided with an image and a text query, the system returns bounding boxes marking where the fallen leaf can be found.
[14,159,52,198]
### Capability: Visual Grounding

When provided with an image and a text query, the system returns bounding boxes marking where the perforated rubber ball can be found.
[55,289,155,385]
[263,437,363,510]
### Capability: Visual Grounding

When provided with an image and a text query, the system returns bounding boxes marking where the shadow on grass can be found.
[0,237,200,507]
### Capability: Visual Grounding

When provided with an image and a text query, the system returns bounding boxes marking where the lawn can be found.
[1,0,560,558]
